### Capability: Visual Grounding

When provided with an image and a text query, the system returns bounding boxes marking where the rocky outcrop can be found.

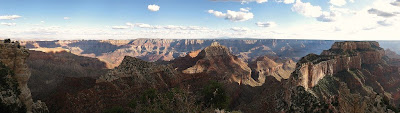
[97,56,179,87]
[0,61,26,113]
[329,41,380,51]
[0,41,34,112]
[181,42,261,86]
[292,41,384,90]
[249,55,296,82]
[284,41,400,112]
[0,41,48,113]
[321,41,385,64]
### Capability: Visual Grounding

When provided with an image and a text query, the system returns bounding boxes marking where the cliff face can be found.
[249,55,296,82]
[0,41,48,113]
[284,41,400,112]
[0,42,33,112]
[292,41,384,90]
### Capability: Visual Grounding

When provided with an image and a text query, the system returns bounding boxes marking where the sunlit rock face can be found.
[283,41,400,113]
[0,42,33,112]
[249,55,296,83]
[291,41,384,90]
[182,42,261,86]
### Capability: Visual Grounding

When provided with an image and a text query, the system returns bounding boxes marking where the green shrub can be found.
[139,88,157,104]
[0,62,26,113]
[201,81,230,109]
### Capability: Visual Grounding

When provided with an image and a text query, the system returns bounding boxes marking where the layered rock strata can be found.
[181,42,260,86]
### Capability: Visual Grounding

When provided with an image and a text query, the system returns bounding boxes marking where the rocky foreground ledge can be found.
[0,40,48,113]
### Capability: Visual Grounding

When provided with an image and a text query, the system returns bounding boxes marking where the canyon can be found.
[20,39,335,69]
[3,39,400,112]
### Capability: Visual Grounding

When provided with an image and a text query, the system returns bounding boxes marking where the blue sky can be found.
[0,0,399,40]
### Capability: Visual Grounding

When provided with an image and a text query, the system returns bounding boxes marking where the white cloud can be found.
[111,26,130,29]
[283,0,295,4]
[368,8,396,18]
[391,0,400,6]
[148,4,160,12]
[211,0,268,4]
[0,15,21,20]
[64,17,70,20]
[208,10,225,17]
[114,23,209,31]
[40,21,45,23]
[377,20,393,26]
[317,11,339,22]
[255,22,277,27]
[250,0,268,3]
[230,27,250,32]
[1,22,16,26]
[164,25,182,29]
[187,26,209,30]
[291,0,322,18]
[329,6,356,15]
[0,25,217,40]
[126,22,134,27]
[275,0,295,4]
[208,8,254,22]
[330,0,347,6]
[136,23,153,28]
[240,8,250,12]
[164,25,209,30]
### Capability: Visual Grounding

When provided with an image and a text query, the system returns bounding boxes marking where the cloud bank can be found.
[208,8,254,22]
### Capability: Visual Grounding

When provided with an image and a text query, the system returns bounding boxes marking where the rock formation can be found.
[0,61,26,113]
[0,40,48,113]
[21,39,400,113]
[284,41,399,112]
[20,39,334,68]
[46,56,182,112]
[249,55,296,82]
[27,50,108,100]
[97,56,179,87]
[290,41,384,90]
[180,42,261,86]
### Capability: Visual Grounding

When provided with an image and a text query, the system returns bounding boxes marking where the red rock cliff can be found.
[292,41,384,90]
